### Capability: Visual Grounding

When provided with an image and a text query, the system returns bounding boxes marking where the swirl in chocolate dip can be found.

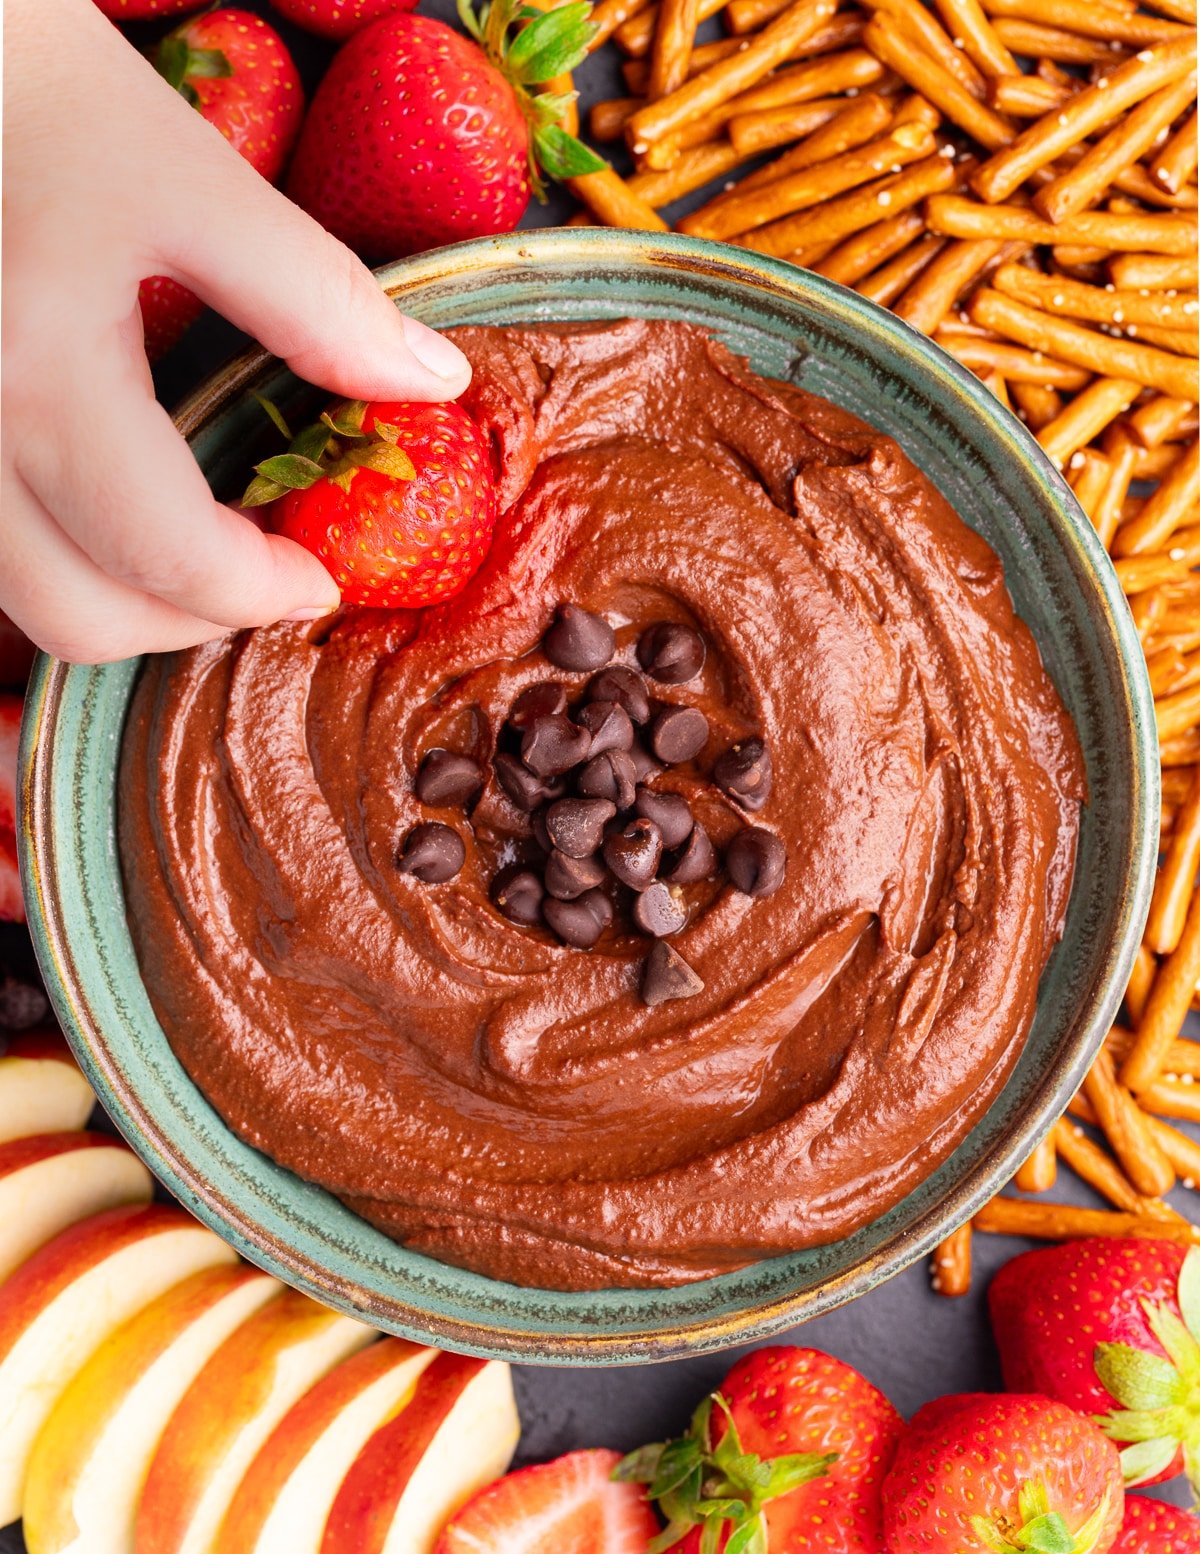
[119,320,1084,1291]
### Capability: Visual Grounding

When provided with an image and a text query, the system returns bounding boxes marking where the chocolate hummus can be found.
[119,320,1084,1291]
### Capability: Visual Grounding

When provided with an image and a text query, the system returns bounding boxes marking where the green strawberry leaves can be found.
[242,397,414,506]
[534,123,607,179]
[153,33,233,108]
[970,1481,1113,1554]
[614,1390,835,1553]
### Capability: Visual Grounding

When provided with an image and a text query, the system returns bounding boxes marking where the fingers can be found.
[14,329,343,632]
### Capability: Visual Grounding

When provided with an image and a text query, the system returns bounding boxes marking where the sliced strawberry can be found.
[1112,1494,1200,1552]
[0,695,24,924]
[434,1449,659,1554]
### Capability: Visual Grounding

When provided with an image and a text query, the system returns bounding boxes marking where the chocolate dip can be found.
[119,320,1084,1291]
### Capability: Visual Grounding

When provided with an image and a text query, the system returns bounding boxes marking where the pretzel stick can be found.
[859,234,949,303]
[625,0,836,152]
[1014,382,1064,431]
[1147,1114,1200,1187]
[1152,106,1199,195]
[1053,1119,1181,1217]
[893,237,1008,332]
[568,166,671,228]
[868,0,988,98]
[1109,249,1200,290]
[1140,1078,1200,1124]
[989,74,1072,116]
[934,0,1018,77]
[1069,448,1113,524]
[1157,682,1200,743]
[647,0,701,98]
[719,100,851,178]
[1036,379,1143,468]
[864,19,1016,148]
[972,37,1197,203]
[590,0,654,48]
[991,18,1133,63]
[931,1223,972,1295]
[623,35,744,91]
[590,97,643,139]
[1145,769,1200,960]
[1082,1046,1176,1195]
[1136,323,1200,354]
[729,85,894,156]
[981,0,1191,45]
[726,0,793,30]
[1014,1132,1057,1192]
[1122,886,1200,1092]
[969,287,1200,397]
[614,0,725,55]
[1090,428,1139,547]
[741,151,957,256]
[1116,553,1198,592]
[935,334,1092,386]
[1035,71,1199,223]
[975,1197,1200,1243]
[1162,732,1200,767]
[927,194,1199,255]
[1114,438,1200,555]
[814,210,925,282]
[1128,395,1198,446]
[627,139,750,203]
[720,48,892,131]
[1108,1023,1200,1077]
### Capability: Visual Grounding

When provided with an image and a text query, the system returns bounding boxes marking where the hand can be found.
[1,0,472,664]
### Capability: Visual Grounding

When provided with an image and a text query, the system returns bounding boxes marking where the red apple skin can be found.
[0,1131,121,1176]
[2,1031,76,1064]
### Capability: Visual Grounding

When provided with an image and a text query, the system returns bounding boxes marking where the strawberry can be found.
[138,10,304,359]
[990,1239,1200,1492]
[267,0,419,40]
[242,396,499,608]
[94,0,204,16]
[285,1,604,261]
[1112,1495,1200,1553]
[0,614,35,691]
[434,1448,660,1553]
[618,1345,902,1552]
[0,696,24,925]
[882,1393,1125,1553]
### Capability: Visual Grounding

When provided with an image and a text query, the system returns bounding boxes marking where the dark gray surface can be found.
[0,2,1189,1546]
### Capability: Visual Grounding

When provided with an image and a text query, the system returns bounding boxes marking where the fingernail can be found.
[285,605,337,622]
[403,318,471,384]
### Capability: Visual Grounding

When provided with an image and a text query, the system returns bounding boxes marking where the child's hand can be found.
[2,0,473,664]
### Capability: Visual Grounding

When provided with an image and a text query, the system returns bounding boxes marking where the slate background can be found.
[1,1,1190,1545]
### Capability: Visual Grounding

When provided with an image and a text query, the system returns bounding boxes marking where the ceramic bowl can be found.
[20,229,1157,1364]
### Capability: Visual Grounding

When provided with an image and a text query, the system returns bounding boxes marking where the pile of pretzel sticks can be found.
[547,0,1199,1292]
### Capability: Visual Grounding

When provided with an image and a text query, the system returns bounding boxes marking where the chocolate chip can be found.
[494,753,564,811]
[642,941,705,1006]
[414,749,483,808]
[632,880,688,937]
[543,604,615,672]
[397,822,464,883]
[491,867,544,926]
[544,849,606,901]
[531,807,553,854]
[521,714,592,777]
[633,788,693,849]
[0,977,50,1032]
[603,818,663,891]
[713,739,772,812]
[587,666,651,725]
[649,706,709,765]
[544,797,616,859]
[575,700,634,756]
[636,622,706,684]
[662,823,716,885]
[544,888,612,948]
[726,827,786,897]
[577,749,637,809]
[510,680,567,729]
[628,741,661,783]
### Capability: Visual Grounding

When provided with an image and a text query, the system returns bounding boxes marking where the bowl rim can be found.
[19,227,1159,1362]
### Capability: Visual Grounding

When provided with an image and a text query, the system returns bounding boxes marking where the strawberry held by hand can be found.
[990,1239,1200,1492]
[285,0,605,261]
[138,11,304,359]
[619,1345,902,1552]
[243,397,498,608]
[268,0,419,39]
[882,1393,1124,1554]
[1112,1494,1200,1553]
[94,0,202,16]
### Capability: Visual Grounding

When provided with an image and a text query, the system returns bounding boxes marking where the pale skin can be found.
[2,0,474,663]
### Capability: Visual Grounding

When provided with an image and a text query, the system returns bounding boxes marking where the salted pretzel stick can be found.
[1137,323,1200,354]
[1082,1046,1176,1196]
[726,0,790,30]
[931,1223,972,1296]
[680,124,934,239]
[1149,643,1190,696]
[1146,769,1200,957]
[590,97,643,139]
[724,7,870,51]
[858,234,948,304]
[1129,946,1160,1029]
[934,0,1018,77]
[627,139,749,203]
[989,74,1072,116]
[975,1197,1200,1244]
[1128,395,1197,446]
[864,19,1016,148]
[1152,107,1199,195]
[1122,886,1200,1092]
[893,238,1008,333]
[1014,382,1064,430]
[707,47,892,145]
[742,151,957,257]
[1036,73,1199,223]
[981,0,1190,44]
[1114,438,1200,554]
[972,38,1197,203]
[1157,682,1200,743]
[647,0,701,98]
[1014,1133,1057,1192]
[729,86,895,156]
[935,334,1091,386]
[1108,1022,1200,1077]
[1148,1114,1200,1186]
[1140,1078,1200,1124]
[815,209,926,282]
[1163,734,1200,768]
[614,0,725,55]
[719,99,850,175]
[1053,246,1111,275]
[623,36,744,91]
[969,288,1199,397]
[1090,428,1138,547]
[1053,1119,1180,1217]
[591,0,654,48]
[992,19,1132,63]
[1116,553,1198,592]
[625,0,836,152]
[1037,379,1143,468]
[1069,448,1112,522]
[1134,445,1198,481]
[868,0,988,99]
[569,165,671,229]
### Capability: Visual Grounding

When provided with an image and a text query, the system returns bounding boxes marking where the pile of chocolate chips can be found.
[398,603,785,1007]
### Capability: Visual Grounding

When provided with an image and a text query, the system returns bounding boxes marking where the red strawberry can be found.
[243,397,498,608]
[434,1448,659,1553]
[1112,1495,1200,1553]
[882,1393,1124,1553]
[94,0,203,16]
[268,0,419,39]
[990,1239,1200,1492]
[285,3,604,261]
[619,1345,902,1552]
[138,10,304,359]
[0,614,35,691]
[0,696,24,924]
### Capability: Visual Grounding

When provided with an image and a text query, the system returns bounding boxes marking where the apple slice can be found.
[23,1264,280,1554]
[218,1338,436,1554]
[136,1289,375,1554]
[0,1033,94,1142]
[320,1352,520,1554]
[0,1202,235,1526]
[0,1131,153,1283]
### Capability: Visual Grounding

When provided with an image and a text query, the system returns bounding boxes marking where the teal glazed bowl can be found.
[20,229,1158,1364]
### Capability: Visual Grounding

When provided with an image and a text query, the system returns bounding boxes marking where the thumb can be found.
[155,115,471,401]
